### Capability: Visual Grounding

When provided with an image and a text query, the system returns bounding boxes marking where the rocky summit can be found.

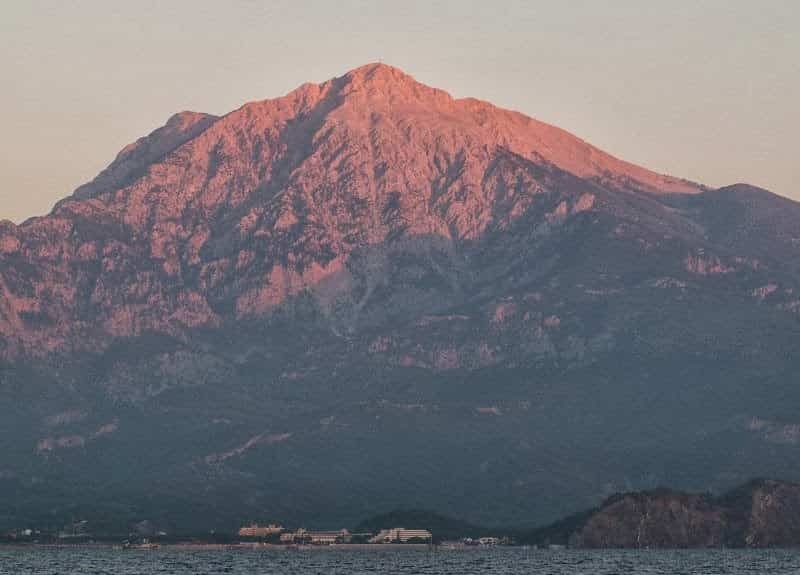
[1,64,799,533]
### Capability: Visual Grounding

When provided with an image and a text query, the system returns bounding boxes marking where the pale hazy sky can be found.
[1,1,798,223]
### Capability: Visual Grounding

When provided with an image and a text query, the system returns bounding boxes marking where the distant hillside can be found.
[522,479,800,548]
[516,509,596,547]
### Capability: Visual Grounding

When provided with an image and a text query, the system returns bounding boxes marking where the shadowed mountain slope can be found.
[523,479,800,548]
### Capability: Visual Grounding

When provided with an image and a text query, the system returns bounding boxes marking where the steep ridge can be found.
[67,111,220,203]
[0,64,799,532]
[525,479,800,548]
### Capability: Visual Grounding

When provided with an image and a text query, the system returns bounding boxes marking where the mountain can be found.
[1,63,799,533]
[523,479,800,548]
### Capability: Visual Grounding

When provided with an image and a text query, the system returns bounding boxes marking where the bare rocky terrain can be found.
[524,479,800,548]
[1,64,799,533]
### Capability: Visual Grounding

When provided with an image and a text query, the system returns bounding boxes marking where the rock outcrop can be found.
[564,480,800,548]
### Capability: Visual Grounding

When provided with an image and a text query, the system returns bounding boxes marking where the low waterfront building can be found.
[369,527,432,543]
[238,524,284,538]
[279,528,351,544]
[464,536,510,546]
[309,529,351,544]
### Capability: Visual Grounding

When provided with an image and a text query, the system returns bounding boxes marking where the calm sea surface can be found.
[1,547,799,575]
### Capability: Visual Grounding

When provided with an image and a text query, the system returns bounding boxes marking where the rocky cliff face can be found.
[567,480,800,548]
[1,64,800,532]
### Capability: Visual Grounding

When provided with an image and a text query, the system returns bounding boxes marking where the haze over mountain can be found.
[1,64,799,532]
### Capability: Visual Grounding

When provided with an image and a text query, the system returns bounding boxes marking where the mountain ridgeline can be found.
[1,64,799,532]
[524,479,800,548]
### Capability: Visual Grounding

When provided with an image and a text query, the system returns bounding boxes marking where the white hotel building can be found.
[369,528,433,543]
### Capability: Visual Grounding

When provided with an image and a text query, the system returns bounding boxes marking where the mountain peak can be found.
[342,62,413,84]
[330,62,452,106]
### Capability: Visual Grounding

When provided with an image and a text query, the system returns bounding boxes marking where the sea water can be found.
[1,547,799,574]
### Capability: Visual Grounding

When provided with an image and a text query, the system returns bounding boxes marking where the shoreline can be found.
[0,543,439,551]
